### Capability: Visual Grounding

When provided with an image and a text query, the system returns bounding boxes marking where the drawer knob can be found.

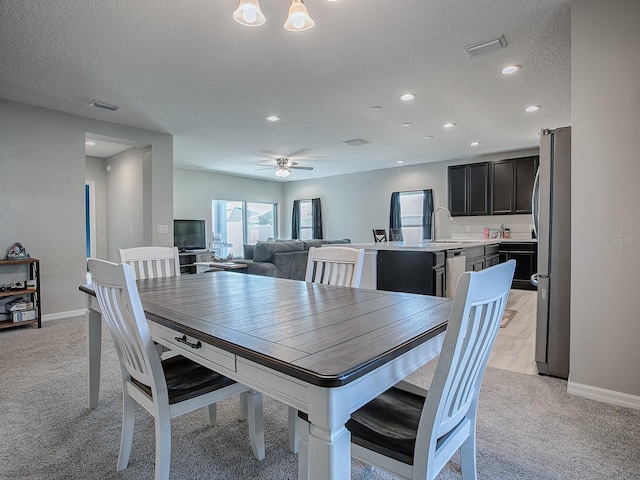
[175,335,202,349]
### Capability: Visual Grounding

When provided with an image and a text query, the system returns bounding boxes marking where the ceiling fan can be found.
[256,157,314,178]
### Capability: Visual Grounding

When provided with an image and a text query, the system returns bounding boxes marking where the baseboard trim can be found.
[568,381,640,410]
[42,309,87,322]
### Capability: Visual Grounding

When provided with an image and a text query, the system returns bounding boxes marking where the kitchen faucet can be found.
[431,207,455,241]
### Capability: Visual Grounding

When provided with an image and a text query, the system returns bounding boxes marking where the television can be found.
[174,219,207,251]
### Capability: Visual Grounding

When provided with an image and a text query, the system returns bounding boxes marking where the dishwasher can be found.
[445,249,466,298]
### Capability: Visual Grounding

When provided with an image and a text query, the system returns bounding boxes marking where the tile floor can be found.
[488,289,538,375]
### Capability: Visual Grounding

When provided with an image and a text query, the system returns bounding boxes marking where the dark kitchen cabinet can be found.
[448,162,490,216]
[499,242,537,290]
[490,156,539,215]
[377,250,443,296]
[450,156,538,216]
[432,251,445,297]
[464,245,499,272]
[490,160,514,214]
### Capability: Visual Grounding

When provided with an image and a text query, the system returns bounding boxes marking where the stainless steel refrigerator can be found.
[531,126,571,379]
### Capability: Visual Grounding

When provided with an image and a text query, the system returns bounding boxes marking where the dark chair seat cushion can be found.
[132,355,236,405]
[347,386,426,465]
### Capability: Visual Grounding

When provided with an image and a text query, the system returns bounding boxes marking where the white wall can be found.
[0,99,173,316]
[569,0,640,400]
[104,148,147,262]
[173,168,284,245]
[282,148,539,242]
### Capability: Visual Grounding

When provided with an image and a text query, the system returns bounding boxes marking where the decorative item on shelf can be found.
[212,253,234,263]
[504,228,511,239]
[6,242,29,259]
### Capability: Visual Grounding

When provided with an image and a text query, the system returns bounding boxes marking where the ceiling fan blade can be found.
[286,149,310,158]
[290,166,313,170]
[255,163,275,167]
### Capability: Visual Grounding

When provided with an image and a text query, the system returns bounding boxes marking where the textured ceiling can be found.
[0,0,571,181]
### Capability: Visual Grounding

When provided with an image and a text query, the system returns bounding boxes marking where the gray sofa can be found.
[243,239,351,280]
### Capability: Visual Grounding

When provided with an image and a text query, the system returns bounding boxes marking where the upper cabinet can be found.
[448,162,490,216]
[449,156,538,216]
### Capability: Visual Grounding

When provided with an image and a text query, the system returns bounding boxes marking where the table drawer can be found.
[149,322,236,372]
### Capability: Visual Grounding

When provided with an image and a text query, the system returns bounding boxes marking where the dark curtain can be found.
[422,189,434,239]
[312,198,323,239]
[389,192,401,230]
[292,200,301,239]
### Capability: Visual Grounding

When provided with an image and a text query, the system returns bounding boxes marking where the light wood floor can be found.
[488,289,538,375]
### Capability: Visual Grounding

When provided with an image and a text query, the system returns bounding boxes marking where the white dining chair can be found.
[287,246,367,453]
[304,246,365,288]
[118,246,181,280]
[297,260,516,480]
[88,259,265,480]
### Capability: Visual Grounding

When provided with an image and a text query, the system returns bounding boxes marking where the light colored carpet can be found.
[1,317,639,480]
[500,309,517,328]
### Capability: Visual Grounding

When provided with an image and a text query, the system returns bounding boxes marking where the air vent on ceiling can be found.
[464,35,507,57]
[91,100,120,111]
[343,138,370,147]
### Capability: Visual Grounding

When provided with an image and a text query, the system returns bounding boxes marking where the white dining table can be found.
[80,272,450,480]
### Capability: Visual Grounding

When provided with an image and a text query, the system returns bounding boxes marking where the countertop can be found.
[347,237,536,252]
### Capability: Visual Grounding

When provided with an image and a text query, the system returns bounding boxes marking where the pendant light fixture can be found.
[233,0,266,27]
[284,0,314,32]
[232,0,315,32]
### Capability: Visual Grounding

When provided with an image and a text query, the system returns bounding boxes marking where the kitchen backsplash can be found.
[441,214,535,240]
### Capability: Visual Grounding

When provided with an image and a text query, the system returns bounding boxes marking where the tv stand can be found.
[178,250,212,274]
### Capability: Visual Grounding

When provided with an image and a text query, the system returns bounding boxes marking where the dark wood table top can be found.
[81,272,451,387]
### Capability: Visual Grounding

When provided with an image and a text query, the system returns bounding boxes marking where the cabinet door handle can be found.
[175,335,202,349]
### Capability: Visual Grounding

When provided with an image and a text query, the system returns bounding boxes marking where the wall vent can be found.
[91,100,120,111]
[464,35,507,57]
[343,138,370,147]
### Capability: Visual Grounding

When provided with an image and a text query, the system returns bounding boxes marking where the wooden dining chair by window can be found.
[389,228,404,241]
[88,259,265,480]
[372,229,388,242]
[118,246,181,280]
[297,260,516,480]
[305,246,365,288]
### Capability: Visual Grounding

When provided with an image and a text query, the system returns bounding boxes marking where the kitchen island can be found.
[342,238,535,295]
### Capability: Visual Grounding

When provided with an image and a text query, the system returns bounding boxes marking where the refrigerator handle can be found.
[531,167,540,239]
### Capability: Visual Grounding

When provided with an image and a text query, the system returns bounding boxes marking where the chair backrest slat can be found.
[305,247,365,288]
[118,246,181,280]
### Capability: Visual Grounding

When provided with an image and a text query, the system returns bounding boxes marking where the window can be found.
[212,200,277,257]
[398,192,424,243]
[389,190,434,242]
[299,199,313,240]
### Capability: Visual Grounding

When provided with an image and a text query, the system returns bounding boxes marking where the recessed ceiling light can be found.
[424,135,434,139]
[397,160,405,164]
[525,105,541,112]
[443,123,456,128]
[402,123,412,127]
[470,142,481,146]
[399,93,416,101]
[370,105,383,111]
[266,115,280,122]
[501,65,521,75]
[85,141,96,146]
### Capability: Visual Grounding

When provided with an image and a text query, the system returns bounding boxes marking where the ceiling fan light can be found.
[233,0,266,27]
[284,0,314,31]
[275,166,291,178]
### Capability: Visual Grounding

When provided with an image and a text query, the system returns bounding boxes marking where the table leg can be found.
[305,389,351,480]
[87,303,102,409]
[307,423,351,480]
